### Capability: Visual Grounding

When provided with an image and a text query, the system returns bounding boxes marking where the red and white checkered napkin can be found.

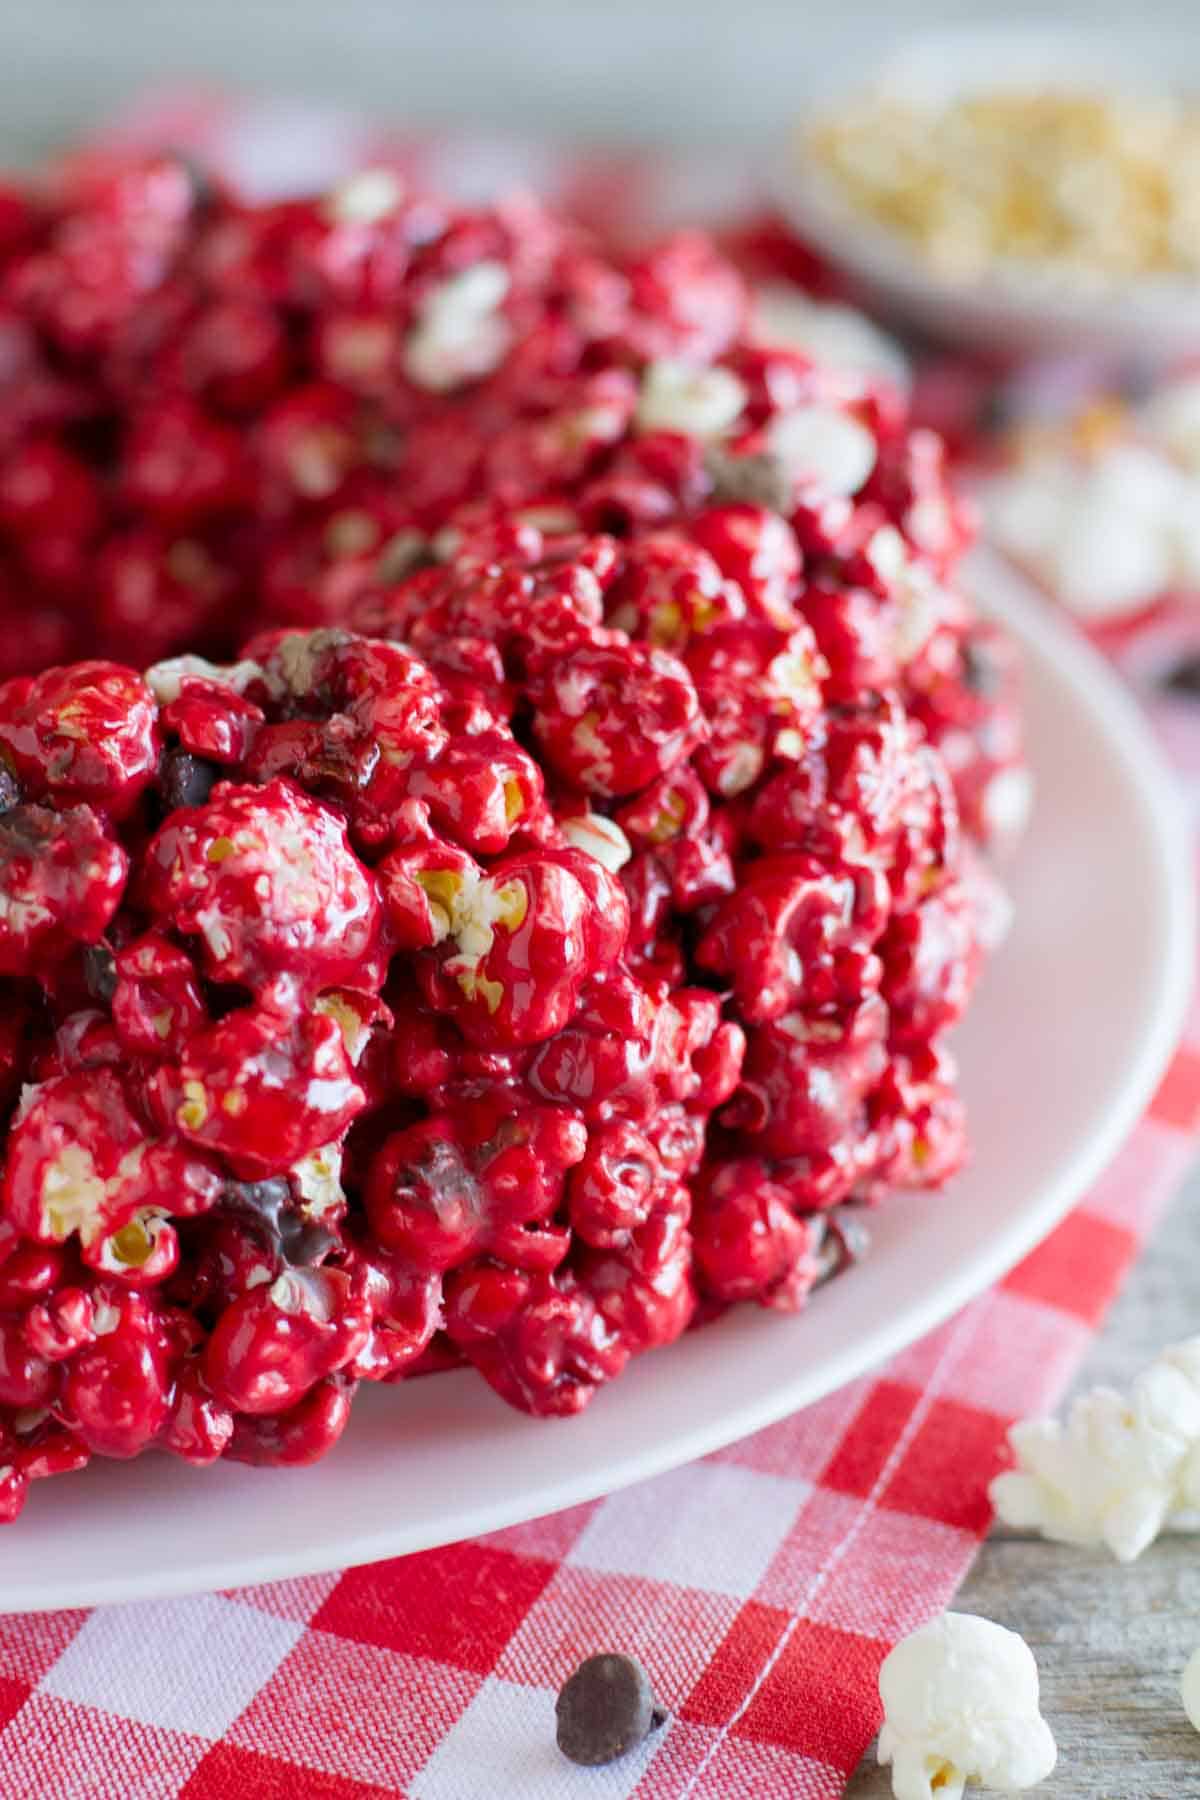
[0,1036,1195,1800]
[2,100,1199,1800]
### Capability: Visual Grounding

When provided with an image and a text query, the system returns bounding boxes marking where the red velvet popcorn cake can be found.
[0,152,1022,1518]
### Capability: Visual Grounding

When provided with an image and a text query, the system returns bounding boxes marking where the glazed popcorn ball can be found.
[0,149,1023,1514]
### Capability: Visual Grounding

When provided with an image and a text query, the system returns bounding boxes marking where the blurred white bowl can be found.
[771,25,1200,358]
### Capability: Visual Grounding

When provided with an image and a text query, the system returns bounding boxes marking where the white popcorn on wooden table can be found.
[1181,1646,1200,1734]
[989,1335,1200,1562]
[877,1612,1056,1800]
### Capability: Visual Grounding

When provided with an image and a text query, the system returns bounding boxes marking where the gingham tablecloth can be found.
[1,99,1198,1800]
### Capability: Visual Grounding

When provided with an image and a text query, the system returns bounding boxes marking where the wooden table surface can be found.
[849,1162,1200,1800]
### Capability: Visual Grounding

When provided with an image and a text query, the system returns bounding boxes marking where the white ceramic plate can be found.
[771,26,1200,358]
[0,548,1192,1612]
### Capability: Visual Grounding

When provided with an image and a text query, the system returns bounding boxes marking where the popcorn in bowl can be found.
[804,82,1200,287]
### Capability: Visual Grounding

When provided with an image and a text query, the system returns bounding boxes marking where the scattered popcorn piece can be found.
[1181,1646,1200,1733]
[990,1334,1200,1561]
[877,1612,1057,1800]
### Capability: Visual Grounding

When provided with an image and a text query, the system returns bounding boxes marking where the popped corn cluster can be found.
[0,149,1022,1515]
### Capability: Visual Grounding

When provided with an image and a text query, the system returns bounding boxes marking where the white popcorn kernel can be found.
[752,285,910,391]
[38,1142,148,1248]
[92,1208,171,1275]
[1181,1646,1200,1733]
[314,994,373,1065]
[269,1269,334,1323]
[403,261,512,394]
[291,1143,345,1218]
[766,403,877,497]
[91,1300,121,1338]
[715,742,765,796]
[635,358,747,439]
[877,1613,1056,1800]
[325,167,404,226]
[144,654,266,705]
[561,812,632,873]
[990,1333,1200,1561]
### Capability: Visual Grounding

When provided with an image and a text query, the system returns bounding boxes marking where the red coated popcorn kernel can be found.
[0,804,128,976]
[366,1101,585,1272]
[110,933,208,1059]
[60,1288,180,1459]
[530,641,704,797]
[142,777,385,993]
[4,1068,219,1247]
[389,843,629,1049]
[442,1261,627,1416]
[0,662,160,819]
[154,983,367,1178]
[203,1266,371,1414]
[0,147,1024,1512]
[695,854,883,1023]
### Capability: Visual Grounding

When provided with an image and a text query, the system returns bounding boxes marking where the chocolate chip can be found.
[82,944,117,1006]
[555,1653,666,1766]
[704,447,794,515]
[164,148,219,215]
[813,1207,870,1287]
[222,1178,338,1268]
[0,766,20,815]
[158,749,220,812]
[961,636,1001,697]
[1163,652,1200,698]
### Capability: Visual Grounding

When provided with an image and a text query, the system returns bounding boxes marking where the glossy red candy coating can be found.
[0,152,1023,1512]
